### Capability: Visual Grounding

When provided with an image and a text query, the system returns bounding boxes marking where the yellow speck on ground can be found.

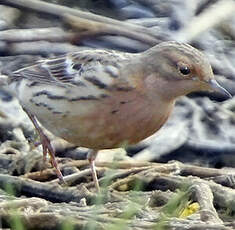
[179,202,200,218]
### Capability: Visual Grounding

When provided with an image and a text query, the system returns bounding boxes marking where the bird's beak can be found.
[207,79,232,98]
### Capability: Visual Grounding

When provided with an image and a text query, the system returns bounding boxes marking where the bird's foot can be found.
[24,108,65,184]
[39,132,65,184]
[87,150,100,192]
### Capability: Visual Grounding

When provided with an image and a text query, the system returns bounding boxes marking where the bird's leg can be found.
[23,108,65,184]
[87,150,100,192]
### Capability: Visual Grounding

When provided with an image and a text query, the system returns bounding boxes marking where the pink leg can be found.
[23,108,65,184]
[87,150,100,192]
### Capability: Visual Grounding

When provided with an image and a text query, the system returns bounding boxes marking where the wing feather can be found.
[10,49,131,87]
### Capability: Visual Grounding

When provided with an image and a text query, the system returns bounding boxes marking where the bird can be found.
[1,41,231,191]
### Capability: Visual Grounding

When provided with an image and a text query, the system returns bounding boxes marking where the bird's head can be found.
[142,41,231,99]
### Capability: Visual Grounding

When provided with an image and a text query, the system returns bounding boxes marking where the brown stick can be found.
[176,0,235,42]
[0,28,75,42]
[7,41,84,55]
[191,181,223,223]
[0,174,96,203]
[0,0,158,38]
[63,14,160,46]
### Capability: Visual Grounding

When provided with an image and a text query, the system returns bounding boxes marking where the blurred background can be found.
[0,1,234,229]
[0,0,234,174]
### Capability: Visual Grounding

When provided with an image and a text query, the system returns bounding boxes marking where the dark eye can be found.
[179,66,191,75]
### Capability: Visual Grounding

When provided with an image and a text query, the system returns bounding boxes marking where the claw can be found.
[23,108,65,184]
[39,131,66,184]
[87,150,100,192]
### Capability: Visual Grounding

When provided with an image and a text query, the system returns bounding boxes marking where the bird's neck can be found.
[142,73,200,101]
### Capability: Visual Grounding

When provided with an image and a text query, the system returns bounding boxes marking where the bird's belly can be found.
[15,80,175,149]
[32,96,175,149]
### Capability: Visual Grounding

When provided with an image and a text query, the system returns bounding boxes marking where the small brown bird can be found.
[3,41,231,190]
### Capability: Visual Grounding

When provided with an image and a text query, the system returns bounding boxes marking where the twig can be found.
[175,0,235,42]
[63,14,160,46]
[23,168,61,182]
[0,0,158,39]
[64,160,154,169]
[67,160,235,179]
[0,197,47,210]
[0,174,96,203]
[49,168,105,186]
[179,162,235,178]
[6,41,85,55]
[208,180,235,212]
[0,28,75,42]
[0,5,21,30]
[139,172,235,212]
[165,218,230,230]
[191,181,223,223]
